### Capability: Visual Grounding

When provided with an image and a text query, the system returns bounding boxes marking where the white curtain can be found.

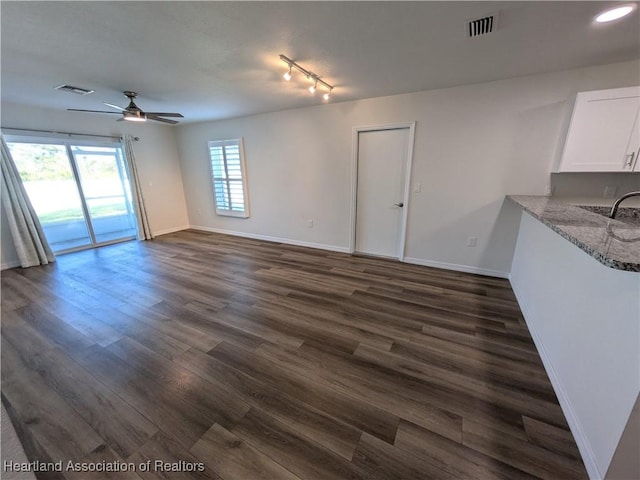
[0,136,55,267]
[123,136,153,240]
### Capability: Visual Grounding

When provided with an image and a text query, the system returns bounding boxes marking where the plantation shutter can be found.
[208,138,250,218]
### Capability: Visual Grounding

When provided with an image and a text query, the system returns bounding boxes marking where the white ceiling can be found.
[1,1,639,124]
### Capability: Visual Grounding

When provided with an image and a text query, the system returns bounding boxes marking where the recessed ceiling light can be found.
[595,5,635,23]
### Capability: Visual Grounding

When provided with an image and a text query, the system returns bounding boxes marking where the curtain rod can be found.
[1,127,139,141]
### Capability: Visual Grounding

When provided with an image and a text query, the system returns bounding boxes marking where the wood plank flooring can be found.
[1,230,588,479]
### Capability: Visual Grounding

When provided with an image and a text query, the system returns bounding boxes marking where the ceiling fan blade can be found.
[67,109,121,114]
[147,115,179,125]
[103,102,126,111]
[144,112,184,118]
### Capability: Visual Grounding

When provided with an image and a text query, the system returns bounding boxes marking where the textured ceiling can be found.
[1,1,639,124]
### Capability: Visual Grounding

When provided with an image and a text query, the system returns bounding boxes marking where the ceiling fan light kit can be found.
[123,111,147,122]
[279,54,334,102]
[68,91,184,124]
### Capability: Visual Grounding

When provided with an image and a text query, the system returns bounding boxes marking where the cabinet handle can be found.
[624,152,635,168]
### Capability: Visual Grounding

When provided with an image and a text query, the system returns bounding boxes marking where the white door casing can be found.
[350,122,415,259]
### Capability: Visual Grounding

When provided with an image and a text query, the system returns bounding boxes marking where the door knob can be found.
[394,202,404,207]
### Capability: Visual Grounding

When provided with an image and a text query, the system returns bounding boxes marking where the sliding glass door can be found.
[70,145,137,244]
[5,137,138,253]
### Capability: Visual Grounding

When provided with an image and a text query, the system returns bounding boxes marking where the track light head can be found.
[309,78,318,94]
[323,90,331,101]
[284,65,292,81]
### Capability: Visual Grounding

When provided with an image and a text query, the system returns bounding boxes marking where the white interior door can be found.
[355,127,410,258]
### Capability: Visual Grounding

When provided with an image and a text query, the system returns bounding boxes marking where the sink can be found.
[577,205,640,226]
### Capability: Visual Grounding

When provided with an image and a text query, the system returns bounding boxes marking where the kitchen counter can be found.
[509,200,639,479]
[508,195,640,272]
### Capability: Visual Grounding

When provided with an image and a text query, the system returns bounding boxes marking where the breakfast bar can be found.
[508,195,639,480]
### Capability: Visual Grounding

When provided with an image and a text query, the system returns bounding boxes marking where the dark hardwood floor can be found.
[1,230,588,479]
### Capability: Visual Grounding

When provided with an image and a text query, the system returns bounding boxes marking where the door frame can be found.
[349,122,416,260]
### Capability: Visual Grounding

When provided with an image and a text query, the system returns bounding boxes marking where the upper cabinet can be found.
[558,86,640,172]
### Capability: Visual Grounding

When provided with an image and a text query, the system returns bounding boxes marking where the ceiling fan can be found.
[68,91,184,124]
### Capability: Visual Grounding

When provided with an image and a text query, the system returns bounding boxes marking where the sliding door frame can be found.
[4,134,138,254]
[65,143,98,246]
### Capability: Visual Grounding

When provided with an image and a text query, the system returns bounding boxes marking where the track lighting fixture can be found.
[279,54,334,101]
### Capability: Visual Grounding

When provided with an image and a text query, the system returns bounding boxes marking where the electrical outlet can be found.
[467,236,477,247]
[604,186,617,198]
[307,219,314,228]
[544,184,554,196]
[414,182,422,193]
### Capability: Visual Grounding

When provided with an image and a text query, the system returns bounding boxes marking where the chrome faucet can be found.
[609,191,640,219]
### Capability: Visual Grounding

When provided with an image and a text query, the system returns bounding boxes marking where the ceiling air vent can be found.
[54,84,94,95]
[467,13,498,38]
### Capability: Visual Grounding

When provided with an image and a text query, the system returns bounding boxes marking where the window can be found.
[208,138,250,218]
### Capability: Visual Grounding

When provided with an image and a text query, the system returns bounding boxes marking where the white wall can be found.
[510,212,640,480]
[1,403,36,480]
[1,103,189,268]
[176,59,640,277]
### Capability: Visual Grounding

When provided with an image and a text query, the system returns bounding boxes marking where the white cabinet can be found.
[558,86,640,172]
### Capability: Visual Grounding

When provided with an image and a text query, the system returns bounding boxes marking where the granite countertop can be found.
[508,195,640,272]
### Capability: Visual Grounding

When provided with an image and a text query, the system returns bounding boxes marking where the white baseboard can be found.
[152,225,190,237]
[1,259,21,270]
[189,225,351,254]
[403,256,509,279]
[510,278,601,480]
[186,228,509,277]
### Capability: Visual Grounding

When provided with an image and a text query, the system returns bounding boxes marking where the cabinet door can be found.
[559,86,640,172]
[626,109,640,172]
